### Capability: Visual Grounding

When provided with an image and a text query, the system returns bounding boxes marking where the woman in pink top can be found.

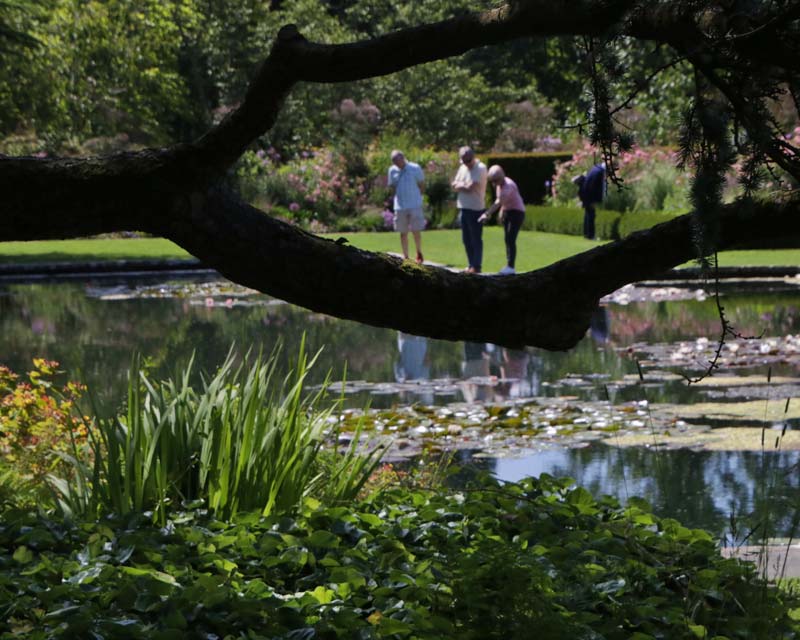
[480,165,526,275]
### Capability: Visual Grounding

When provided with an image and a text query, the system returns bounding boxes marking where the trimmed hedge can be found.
[524,205,621,240]
[485,151,574,204]
[618,210,684,237]
[524,205,685,240]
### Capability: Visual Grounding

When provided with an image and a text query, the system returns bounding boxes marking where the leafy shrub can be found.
[235,148,367,223]
[425,170,453,228]
[2,475,797,639]
[335,210,387,232]
[492,100,569,153]
[0,359,87,484]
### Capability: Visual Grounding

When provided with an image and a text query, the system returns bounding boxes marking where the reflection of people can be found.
[461,341,494,402]
[574,162,606,240]
[395,332,430,381]
[589,305,610,344]
[388,150,426,264]
[452,146,488,273]
[497,347,532,399]
[480,165,526,275]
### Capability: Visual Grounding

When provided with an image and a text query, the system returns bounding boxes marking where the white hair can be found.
[487,165,505,181]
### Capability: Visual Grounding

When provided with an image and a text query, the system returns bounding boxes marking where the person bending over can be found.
[480,164,525,275]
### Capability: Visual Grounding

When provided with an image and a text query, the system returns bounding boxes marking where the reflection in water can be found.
[4,276,800,537]
[589,304,610,344]
[5,277,800,411]
[394,332,430,382]
[460,342,493,403]
[497,347,534,399]
[459,445,800,541]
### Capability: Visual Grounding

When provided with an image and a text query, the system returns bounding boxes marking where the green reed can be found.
[52,341,384,523]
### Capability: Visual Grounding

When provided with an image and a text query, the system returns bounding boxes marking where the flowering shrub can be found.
[551,143,690,212]
[493,101,568,153]
[0,359,88,481]
[237,148,368,226]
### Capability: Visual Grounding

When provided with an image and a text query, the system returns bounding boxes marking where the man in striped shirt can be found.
[388,150,426,264]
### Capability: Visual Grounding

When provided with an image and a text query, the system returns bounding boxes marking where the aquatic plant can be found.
[52,343,384,523]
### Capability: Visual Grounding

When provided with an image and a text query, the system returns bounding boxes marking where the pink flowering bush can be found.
[551,143,690,212]
[276,148,368,222]
[236,147,368,226]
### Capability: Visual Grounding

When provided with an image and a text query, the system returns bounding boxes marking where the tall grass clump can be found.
[53,343,384,523]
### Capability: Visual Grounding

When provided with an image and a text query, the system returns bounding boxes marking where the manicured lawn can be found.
[1,231,799,273]
[0,238,193,264]
[715,249,800,268]
[337,228,601,272]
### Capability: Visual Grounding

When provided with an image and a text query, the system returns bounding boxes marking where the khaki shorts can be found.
[394,207,426,233]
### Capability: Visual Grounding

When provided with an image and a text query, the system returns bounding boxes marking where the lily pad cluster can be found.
[331,397,666,460]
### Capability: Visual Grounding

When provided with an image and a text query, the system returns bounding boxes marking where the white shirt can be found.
[454,160,487,210]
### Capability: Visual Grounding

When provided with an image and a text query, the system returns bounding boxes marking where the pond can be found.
[2,273,800,540]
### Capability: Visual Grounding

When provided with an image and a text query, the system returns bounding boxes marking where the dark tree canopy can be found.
[2,0,800,349]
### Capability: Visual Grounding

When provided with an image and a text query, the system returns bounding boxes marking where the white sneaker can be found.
[498,266,516,275]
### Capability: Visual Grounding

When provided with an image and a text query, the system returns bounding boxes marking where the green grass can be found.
[0,238,192,264]
[336,228,602,272]
[2,231,800,273]
[715,249,800,268]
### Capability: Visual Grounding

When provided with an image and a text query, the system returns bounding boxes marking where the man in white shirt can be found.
[387,150,426,263]
[451,146,487,273]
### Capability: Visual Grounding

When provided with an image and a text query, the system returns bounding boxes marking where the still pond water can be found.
[2,273,800,540]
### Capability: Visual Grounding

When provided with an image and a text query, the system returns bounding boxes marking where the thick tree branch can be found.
[161,192,794,351]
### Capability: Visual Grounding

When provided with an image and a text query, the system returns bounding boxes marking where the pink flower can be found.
[289,202,300,212]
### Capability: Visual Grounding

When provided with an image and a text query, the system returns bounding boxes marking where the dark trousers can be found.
[460,208,483,271]
[503,210,524,268]
[583,204,596,240]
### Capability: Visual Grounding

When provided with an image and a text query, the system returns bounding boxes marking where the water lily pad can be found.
[604,426,800,451]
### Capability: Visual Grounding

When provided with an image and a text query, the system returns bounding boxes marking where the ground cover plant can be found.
[2,475,798,639]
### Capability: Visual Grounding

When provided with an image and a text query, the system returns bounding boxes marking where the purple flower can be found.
[289,202,300,212]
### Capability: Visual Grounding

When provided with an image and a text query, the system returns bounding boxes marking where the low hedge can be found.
[618,210,684,237]
[524,205,622,240]
[485,151,574,204]
[524,205,686,240]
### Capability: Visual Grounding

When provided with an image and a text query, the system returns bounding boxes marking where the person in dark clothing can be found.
[575,163,606,240]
